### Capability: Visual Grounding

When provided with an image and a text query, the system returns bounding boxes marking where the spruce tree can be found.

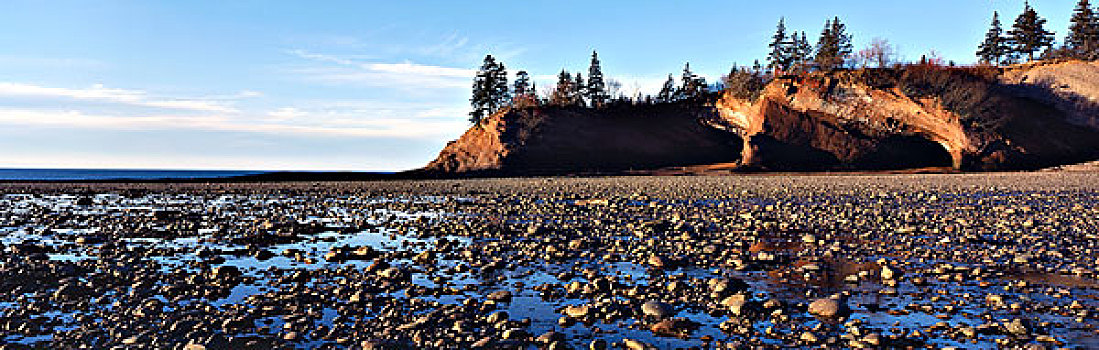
[513,71,531,96]
[831,17,853,67]
[1007,1,1056,61]
[657,74,675,103]
[587,51,607,107]
[814,17,853,70]
[725,65,767,100]
[490,61,510,112]
[814,19,835,70]
[469,55,500,124]
[766,18,792,72]
[1067,0,1098,58]
[692,76,708,96]
[551,70,573,106]
[512,70,534,108]
[678,63,697,100]
[977,12,1011,64]
[790,31,813,70]
[572,72,586,107]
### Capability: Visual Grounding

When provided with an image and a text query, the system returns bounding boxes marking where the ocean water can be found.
[0,168,265,181]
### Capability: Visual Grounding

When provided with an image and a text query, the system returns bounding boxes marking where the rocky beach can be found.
[1,171,1098,349]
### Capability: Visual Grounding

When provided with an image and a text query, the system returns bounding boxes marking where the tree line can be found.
[469,0,1099,124]
[468,13,867,123]
[978,0,1099,64]
[469,51,712,123]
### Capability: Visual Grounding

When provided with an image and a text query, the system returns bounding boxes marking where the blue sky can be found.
[0,0,1082,171]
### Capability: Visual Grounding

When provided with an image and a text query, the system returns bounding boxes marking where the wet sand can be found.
[1,172,1098,349]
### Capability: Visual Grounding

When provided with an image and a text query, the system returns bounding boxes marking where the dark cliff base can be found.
[499,103,744,175]
[421,101,747,177]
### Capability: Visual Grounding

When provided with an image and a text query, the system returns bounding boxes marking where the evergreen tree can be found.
[657,74,675,103]
[572,72,586,107]
[790,31,813,70]
[513,71,531,96]
[469,55,508,124]
[977,12,1011,64]
[766,18,792,72]
[831,17,854,67]
[512,70,535,108]
[551,70,573,106]
[724,65,767,100]
[693,76,708,95]
[676,63,708,100]
[587,51,607,107]
[1007,1,1056,61]
[1067,0,1099,58]
[490,61,510,111]
[814,17,853,70]
[814,19,835,70]
[470,78,488,123]
[677,63,695,100]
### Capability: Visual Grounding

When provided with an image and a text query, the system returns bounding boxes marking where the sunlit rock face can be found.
[717,60,1099,171]
[425,60,1099,175]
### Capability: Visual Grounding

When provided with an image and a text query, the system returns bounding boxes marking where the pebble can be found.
[808,296,847,318]
[641,301,674,319]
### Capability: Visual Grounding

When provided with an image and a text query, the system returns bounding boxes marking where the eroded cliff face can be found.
[423,108,517,174]
[718,74,969,170]
[717,60,1099,171]
[423,103,744,175]
[1001,60,1099,130]
[423,60,1099,176]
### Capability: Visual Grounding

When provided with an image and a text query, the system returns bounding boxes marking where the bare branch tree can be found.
[856,37,897,68]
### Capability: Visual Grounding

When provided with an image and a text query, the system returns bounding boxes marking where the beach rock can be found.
[808,296,847,317]
[721,294,753,316]
[563,305,590,318]
[641,301,674,319]
[487,290,513,302]
[650,318,700,337]
[881,265,900,280]
[623,339,655,350]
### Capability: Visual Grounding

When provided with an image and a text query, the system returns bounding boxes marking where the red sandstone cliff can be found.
[424,103,743,175]
[422,60,1099,176]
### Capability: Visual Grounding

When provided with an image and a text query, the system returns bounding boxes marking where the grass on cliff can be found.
[842,64,1008,133]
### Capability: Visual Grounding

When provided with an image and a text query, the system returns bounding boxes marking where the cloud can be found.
[268,107,306,121]
[287,50,474,89]
[416,32,471,58]
[0,82,246,113]
[0,80,469,140]
[0,107,467,139]
[366,62,472,78]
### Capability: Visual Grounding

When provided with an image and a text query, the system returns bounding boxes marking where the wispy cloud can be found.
[0,82,249,113]
[416,32,471,58]
[296,30,523,65]
[0,80,469,140]
[287,50,475,89]
[0,107,467,139]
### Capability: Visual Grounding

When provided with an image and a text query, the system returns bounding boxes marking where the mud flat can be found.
[1,172,1098,349]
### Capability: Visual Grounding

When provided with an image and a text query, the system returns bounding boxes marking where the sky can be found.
[0,0,1083,171]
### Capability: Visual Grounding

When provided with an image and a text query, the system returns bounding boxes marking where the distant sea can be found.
[0,168,267,181]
